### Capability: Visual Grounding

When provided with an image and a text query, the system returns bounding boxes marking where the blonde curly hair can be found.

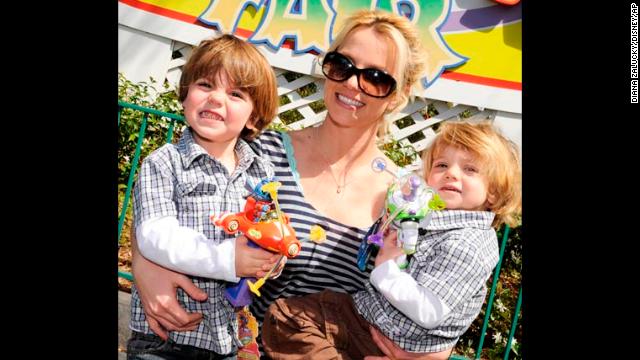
[422,121,522,228]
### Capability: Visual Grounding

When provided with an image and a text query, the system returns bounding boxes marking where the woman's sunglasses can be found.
[321,51,397,98]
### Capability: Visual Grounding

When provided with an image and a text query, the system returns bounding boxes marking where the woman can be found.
[130,9,452,359]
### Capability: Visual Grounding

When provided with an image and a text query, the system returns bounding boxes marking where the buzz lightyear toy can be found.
[363,157,446,269]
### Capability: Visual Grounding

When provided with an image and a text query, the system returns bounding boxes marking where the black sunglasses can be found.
[321,51,397,98]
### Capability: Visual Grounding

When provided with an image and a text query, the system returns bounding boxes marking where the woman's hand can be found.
[365,326,452,360]
[131,234,208,340]
[235,235,280,278]
[374,230,403,267]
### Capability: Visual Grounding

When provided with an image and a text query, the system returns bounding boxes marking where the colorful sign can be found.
[119,0,521,112]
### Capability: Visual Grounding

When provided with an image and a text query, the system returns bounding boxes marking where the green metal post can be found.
[166,119,176,143]
[475,225,510,359]
[118,271,134,281]
[503,285,522,360]
[117,113,148,243]
[117,101,185,122]
[117,102,185,281]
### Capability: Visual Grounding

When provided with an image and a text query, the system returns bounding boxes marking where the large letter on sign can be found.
[250,0,334,54]
[199,0,258,34]
[382,0,467,87]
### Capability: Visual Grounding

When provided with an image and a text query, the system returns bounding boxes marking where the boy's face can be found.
[426,146,492,211]
[182,71,254,145]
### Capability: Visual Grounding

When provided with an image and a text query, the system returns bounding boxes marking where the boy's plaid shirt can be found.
[353,210,499,353]
[130,128,273,354]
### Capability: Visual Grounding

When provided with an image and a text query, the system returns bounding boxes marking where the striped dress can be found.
[248,130,378,323]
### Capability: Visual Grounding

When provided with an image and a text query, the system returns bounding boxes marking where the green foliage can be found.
[379,138,419,167]
[267,121,292,133]
[118,73,184,186]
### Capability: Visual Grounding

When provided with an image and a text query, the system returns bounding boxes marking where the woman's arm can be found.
[130,231,281,338]
[130,232,207,339]
[366,326,452,360]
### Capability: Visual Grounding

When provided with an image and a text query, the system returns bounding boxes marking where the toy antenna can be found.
[371,157,398,178]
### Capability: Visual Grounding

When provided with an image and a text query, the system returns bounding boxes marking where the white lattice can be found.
[156,40,513,159]
[270,65,497,153]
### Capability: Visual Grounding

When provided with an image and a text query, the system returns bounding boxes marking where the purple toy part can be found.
[224,278,254,307]
[399,175,420,202]
[367,233,384,246]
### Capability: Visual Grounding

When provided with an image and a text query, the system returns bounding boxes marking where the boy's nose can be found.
[445,166,460,180]
[207,90,224,104]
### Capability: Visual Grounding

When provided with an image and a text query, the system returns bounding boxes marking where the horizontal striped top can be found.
[248,130,379,323]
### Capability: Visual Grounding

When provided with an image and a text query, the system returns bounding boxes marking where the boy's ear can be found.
[246,115,258,130]
[244,116,259,136]
[486,191,497,208]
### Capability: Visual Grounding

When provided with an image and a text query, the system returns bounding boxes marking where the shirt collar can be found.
[426,210,494,231]
[177,127,262,171]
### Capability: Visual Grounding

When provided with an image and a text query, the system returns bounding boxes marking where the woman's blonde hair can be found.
[324,10,428,133]
[179,34,278,140]
[422,121,522,228]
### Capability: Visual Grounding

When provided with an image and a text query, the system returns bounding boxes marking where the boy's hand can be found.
[374,230,403,267]
[235,235,280,278]
[258,256,287,279]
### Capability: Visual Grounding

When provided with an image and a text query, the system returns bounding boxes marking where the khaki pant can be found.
[262,290,384,360]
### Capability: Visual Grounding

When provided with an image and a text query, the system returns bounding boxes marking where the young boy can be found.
[261,121,522,359]
[127,34,279,359]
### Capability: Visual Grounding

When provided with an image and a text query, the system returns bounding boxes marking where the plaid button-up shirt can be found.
[353,210,499,353]
[130,127,273,354]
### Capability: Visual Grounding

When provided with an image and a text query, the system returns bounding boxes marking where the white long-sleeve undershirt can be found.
[136,216,239,282]
[370,260,451,329]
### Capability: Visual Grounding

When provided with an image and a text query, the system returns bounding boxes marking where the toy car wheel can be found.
[227,220,239,232]
[287,243,300,257]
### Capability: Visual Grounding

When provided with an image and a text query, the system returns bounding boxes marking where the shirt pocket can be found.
[175,180,220,219]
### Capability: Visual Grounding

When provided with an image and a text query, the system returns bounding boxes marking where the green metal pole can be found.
[166,119,176,144]
[118,271,134,281]
[117,113,148,243]
[118,101,185,122]
[503,285,522,360]
[475,225,510,359]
